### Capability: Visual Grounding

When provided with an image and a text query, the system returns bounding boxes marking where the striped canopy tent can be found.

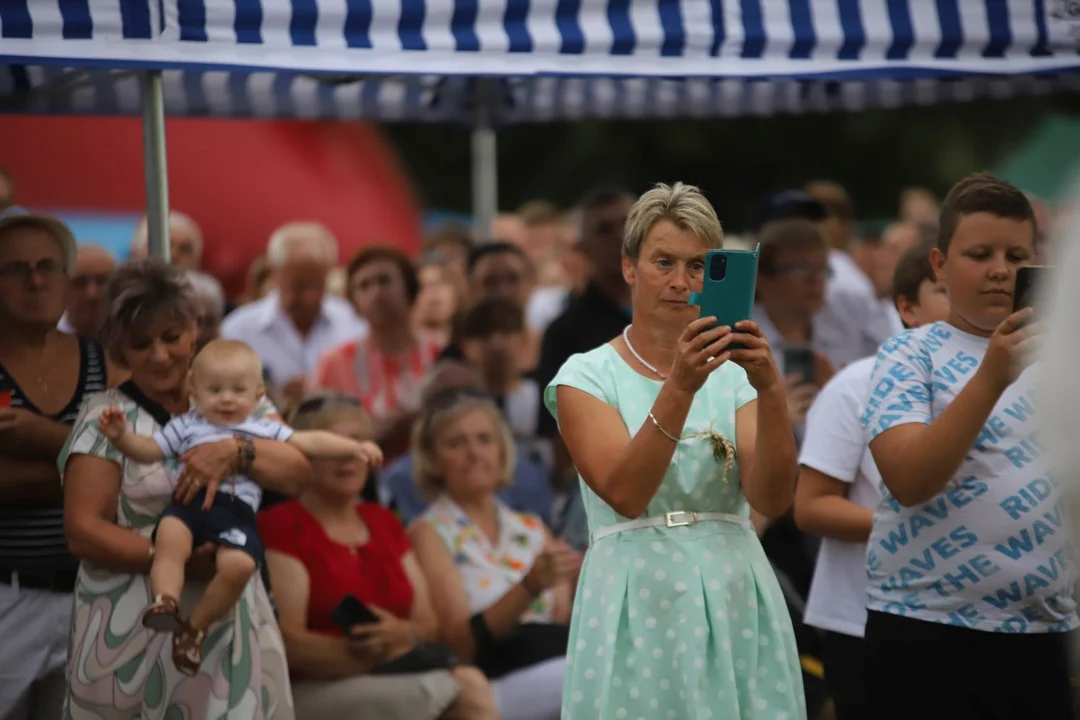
[4,0,1080,242]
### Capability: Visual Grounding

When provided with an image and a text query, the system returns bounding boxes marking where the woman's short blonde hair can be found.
[412,389,515,500]
[623,182,723,260]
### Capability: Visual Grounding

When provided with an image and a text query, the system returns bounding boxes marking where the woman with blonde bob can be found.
[257,393,499,720]
[409,388,576,720]
[546,182,805,719]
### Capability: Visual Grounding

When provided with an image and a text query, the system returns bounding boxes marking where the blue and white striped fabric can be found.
[3,0,1080,121]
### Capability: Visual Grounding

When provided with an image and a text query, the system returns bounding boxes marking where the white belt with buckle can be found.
[590,510,751,544]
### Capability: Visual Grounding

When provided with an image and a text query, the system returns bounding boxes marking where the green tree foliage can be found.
[385,95,1080,232]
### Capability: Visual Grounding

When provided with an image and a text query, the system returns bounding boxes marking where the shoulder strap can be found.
[116,380,172,427]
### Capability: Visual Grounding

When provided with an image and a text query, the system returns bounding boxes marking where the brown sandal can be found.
[141,595,184,635]
[172,624,206,676]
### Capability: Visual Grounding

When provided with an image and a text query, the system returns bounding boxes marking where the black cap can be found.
[750,190,826,234]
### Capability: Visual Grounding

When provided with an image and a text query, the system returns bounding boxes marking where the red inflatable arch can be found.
[0,115,422,298]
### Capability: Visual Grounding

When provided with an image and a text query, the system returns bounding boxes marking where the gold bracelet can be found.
[648,411,680,444]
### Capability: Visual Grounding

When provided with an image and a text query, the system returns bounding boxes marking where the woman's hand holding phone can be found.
[727,321,782,392]
[349,606,415,663]
[668,317,734,395]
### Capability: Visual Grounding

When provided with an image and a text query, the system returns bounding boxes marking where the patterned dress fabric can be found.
[545,344,806,720]
[57,389,294,720]
[419,495,554,620]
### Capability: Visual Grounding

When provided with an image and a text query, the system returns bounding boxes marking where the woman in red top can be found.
[258,394,497,720]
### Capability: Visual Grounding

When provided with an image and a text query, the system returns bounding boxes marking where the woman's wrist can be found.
[521,574,542,598]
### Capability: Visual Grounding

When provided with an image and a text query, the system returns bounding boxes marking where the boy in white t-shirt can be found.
[794,240,949,720]
[98,339,383,675]
[860,173,1077,719]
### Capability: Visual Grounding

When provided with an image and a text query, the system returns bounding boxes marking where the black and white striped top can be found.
[0,338,107,572]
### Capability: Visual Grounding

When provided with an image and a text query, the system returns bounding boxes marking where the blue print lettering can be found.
[993,500,1064,561]
[982,546,1071,612]
[973,414,1012,452]
[876,480,987,556]
[931,350,979,384]
[999,477,1055,520]
[1003,432,1044,470]
[1002,389,1035,423]
[880,527,981,593]
[927,553,1000,600]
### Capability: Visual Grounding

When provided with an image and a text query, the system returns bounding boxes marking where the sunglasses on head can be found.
[293,394,362,415]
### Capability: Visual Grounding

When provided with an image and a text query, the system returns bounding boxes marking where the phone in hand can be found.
[0,390,10,409]
[1014,265,1047,316]
[688,244,761,350]
[782,346,815,387]
[331,594,380,634]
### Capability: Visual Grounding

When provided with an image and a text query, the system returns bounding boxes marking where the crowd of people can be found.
[0,161,1072,720]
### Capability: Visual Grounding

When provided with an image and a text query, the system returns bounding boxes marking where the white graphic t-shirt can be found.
[861,322,1077,634]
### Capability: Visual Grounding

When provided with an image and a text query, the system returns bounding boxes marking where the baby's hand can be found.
[97,407,128,441]
[354,441,384,469]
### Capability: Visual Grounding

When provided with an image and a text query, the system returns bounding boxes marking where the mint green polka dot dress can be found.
[545,344,806,720]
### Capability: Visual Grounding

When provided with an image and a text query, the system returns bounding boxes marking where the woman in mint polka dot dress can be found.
[545,182,805,720]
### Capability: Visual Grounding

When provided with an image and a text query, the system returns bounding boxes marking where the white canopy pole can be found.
[471,78,498,242]
[141,71,170,259]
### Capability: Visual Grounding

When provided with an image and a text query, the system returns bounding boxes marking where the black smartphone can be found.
[331,594,380,634]
[783,346,815,386]
[1014,265,1047,315]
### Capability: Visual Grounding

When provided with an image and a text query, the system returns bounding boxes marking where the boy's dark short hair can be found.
[346,245,420,304]
[757,219,828,275]
[456,297,525,341]
[937,173,1035,254]
[892,239,938,307]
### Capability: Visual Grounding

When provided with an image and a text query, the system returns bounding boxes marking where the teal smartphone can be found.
[688,244,760,350]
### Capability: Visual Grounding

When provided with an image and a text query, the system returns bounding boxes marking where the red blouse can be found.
[259,500,416,637]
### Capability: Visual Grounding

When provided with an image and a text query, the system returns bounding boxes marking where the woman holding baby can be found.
[61,259,311,719]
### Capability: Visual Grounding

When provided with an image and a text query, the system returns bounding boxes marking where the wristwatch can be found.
[236,436,256,475]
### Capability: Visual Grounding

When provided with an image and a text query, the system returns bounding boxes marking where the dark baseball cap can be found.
[750,190,827,234]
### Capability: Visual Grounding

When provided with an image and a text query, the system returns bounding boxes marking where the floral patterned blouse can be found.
[57,387,294,720]
[418,495,554,622]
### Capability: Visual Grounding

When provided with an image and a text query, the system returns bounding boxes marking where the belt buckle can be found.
[665,511,697,528]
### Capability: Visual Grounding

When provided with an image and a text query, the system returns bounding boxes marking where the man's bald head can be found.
[67,243,116,338]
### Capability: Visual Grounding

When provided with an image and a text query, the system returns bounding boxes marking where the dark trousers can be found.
[864,610,1075,720]
[822,631,868,720]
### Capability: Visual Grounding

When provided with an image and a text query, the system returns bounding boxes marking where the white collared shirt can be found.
[57,313,75,334]
[814,250,904,369]
[220,291,368,386]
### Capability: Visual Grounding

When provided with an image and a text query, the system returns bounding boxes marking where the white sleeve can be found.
[798,370,866,484]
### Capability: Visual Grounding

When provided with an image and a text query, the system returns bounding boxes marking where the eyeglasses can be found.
[0,258,63,283]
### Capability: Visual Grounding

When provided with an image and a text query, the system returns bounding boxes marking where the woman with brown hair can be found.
[258,394,498,720]
[313,246,444,462]
[61,258,310,719]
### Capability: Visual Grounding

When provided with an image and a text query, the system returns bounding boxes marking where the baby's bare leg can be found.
[151,517,193,600]
[188,548,256,630]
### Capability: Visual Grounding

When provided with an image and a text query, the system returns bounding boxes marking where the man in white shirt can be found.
[752,189,898,372]
[794,239,950,720]
[220,221,368,404]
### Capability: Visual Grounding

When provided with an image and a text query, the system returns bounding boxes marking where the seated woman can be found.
[257,394,498,720]
[409,388,578,720]
[382,361,553,524]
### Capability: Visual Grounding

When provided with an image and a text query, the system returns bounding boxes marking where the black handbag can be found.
[469,615,569,679]
[370,642,459,676]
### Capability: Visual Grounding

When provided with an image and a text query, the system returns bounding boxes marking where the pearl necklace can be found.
[622,325,668,379]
